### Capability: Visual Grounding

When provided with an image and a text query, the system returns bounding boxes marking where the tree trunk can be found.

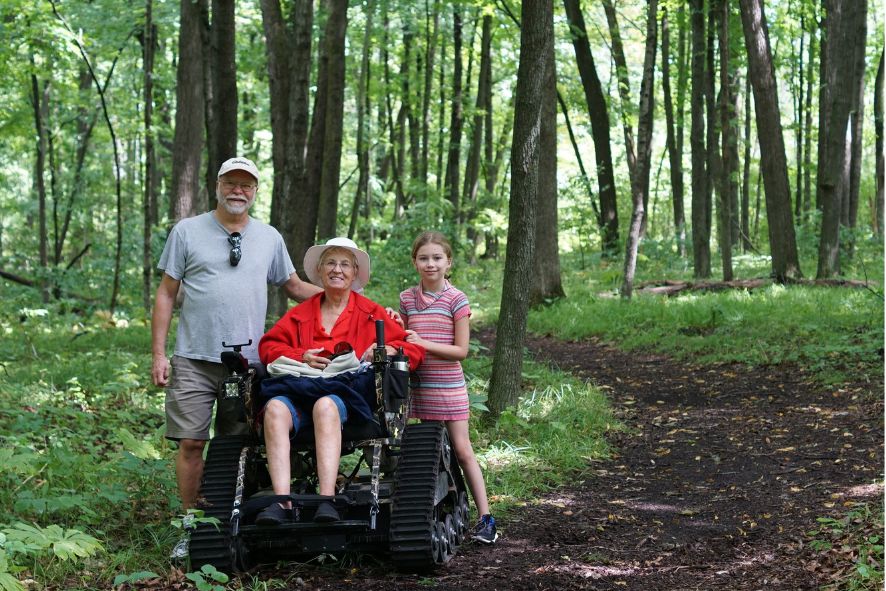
[563,0,619,256]
[690,0,710,278]
[741,73,753,251]
[815,0,866,278]
[717,0,735,281]
[462,14,491,231]
[30,72,50,304]
[420,0,440,185]
[170,0,205,222]
[875,51,884,238]
[845,11,867,257]
[602,0,637,188]
[444,5,464,218]
[793,15,805,222]
[620,0,657,299]
[530,28,564,307]
[738,0,801,281]
[488,0,551,417]
[705,1,721,267]
[802,26,816,220]
[349,0,373,239]
[315,0,348,241]
[208,0,238,204]
[261,0,313,317]
[661,6,686,258]
[142,0,158,312]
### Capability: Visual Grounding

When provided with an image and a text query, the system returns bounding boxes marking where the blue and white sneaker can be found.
[471,514,499,544]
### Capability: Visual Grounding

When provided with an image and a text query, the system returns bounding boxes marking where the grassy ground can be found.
[0,237,881,588]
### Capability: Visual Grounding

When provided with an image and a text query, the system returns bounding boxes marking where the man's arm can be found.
[151,273,181,387]
[282,272,323,302]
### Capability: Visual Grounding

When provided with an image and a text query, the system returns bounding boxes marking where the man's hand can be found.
[152,353,171,387]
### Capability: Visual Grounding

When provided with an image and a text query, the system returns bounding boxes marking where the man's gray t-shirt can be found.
[158,211,295,363]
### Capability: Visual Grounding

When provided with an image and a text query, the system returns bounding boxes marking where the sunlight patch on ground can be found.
[838,482,884,499]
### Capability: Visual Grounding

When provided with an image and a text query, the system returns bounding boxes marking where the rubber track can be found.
[188,435,246,571]
[389,422,446,571]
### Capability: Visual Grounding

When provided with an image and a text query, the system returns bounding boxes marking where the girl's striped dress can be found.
[399,281,471,420]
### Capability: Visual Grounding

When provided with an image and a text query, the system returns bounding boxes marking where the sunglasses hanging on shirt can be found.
[228,232,242,266]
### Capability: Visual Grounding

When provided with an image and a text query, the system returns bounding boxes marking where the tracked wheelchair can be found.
[186,321,471,573]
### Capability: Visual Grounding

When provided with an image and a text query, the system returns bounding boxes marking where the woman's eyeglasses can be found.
[228,232,242,266]
[323,259,353,272]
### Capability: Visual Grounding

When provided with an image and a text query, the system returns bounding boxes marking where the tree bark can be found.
[207,0,238,205]
[738,0,801,281]
[462,14,491,232]
[315,0,349,241]
[30,71,50,304]
[621,0,658,299]
[845,10,867,256]
[420,0,440,185]
[602,0,637,187]
[690,0,710,277]
[141,0,158,312]
[444,5,464,218]
[349,0,373,239]
[718,0,735,281]
[802,25,816,220]
[741,73,752,251]
[815,0,866,278]
[563,0,619,255]
[875,51,884,238]
[488,0,551,417]
[793,15,805,222]
[661,6,686,258]
[170,0,205,222]
[530,25,564,307]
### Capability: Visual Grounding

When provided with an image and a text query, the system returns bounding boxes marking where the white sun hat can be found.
[303,237,371,291]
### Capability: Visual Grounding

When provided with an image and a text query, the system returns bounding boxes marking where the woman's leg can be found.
[445,419,490,516]
[313,396,345,496]
[263,398,295,500]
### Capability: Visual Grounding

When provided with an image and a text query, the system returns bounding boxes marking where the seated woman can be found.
[255,237,423,525]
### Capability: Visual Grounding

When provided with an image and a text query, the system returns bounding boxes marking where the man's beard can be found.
[217,190,254,215]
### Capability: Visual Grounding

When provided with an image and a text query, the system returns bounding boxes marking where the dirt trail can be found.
[227,333,883,590]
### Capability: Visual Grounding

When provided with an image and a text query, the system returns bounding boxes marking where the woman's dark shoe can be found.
[255,503,288,526]
[314,501,340,522]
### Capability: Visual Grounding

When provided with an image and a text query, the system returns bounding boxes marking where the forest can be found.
[0,0,883,589]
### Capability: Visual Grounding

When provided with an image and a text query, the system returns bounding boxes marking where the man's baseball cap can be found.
[217,157,259,181]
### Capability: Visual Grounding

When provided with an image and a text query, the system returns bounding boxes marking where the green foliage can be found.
[808,502,884,590]
[463,356,617,509]
[112,570,160,586]
[528,259,883,385]
[185,564,229,591]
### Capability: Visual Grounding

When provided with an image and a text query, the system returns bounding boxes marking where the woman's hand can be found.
[303,348,331,369]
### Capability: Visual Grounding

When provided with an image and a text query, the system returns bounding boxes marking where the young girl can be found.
[399,231,498,544]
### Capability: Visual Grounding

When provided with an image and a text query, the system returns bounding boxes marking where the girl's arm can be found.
[405,316,469,361]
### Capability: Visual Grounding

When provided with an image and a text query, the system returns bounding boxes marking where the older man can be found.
[151,157,320,559]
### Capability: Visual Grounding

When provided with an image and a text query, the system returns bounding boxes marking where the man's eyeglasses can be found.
[220,180,257,193]
[323,259,353,272]
[228,232,242,266]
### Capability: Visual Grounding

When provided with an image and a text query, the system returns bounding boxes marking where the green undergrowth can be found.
[528,279,883,386]
[463,353,618,512]
[0,302,616,589]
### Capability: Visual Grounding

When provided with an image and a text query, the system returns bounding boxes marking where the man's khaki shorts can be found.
[165,356,228,441]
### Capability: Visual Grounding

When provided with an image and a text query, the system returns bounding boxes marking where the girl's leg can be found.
[445,419,490,516]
